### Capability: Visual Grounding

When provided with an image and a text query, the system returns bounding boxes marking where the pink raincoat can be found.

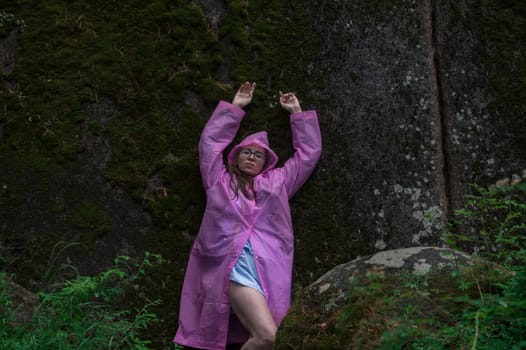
[174,100,322,349]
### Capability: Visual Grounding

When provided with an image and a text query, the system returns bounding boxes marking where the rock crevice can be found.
[428,0,453,220]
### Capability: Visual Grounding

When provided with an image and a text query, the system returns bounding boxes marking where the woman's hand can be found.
[232,81,256,108]
[279,91,302,113]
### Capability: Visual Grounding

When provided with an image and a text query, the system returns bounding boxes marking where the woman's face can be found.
[236,143,266,176]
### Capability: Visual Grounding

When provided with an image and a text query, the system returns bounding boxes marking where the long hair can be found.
[228,147,270,200]
[228,163,256,200]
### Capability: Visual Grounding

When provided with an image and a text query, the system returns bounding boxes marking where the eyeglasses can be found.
[239,148,266,161]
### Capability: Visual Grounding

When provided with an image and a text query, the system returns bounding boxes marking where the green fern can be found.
[0,252,163,349]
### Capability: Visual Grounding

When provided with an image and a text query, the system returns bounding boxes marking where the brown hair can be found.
[228,163,256,200]
[228,147,268,200]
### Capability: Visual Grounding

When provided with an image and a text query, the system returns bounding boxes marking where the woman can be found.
[174,82,322,349]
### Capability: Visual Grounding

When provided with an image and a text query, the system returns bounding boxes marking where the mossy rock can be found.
[0,275,39,327]
[276,247,509,349]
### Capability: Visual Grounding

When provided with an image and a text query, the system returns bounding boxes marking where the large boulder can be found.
[276,247,481,349]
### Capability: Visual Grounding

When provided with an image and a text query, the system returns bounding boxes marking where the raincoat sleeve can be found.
[280,110,322,198]
[199,100,246,189]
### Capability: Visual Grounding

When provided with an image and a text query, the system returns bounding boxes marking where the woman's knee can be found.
[254,324,276,347]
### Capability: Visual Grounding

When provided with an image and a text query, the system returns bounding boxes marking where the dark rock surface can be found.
[295,1,446,260]
[1,1,523,280]
[434,0,526,210]
[287,0,526,284]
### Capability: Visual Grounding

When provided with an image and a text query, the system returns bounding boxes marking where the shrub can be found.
[448,182,526,267]
[0,252,163,349]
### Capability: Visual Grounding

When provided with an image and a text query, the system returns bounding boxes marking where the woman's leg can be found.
[229,282,277,350]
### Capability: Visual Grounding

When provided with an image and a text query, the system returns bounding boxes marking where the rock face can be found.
[0,1,525,346]
[289,1,526,280]
[275,247,475,349]
[434,1,526,210]
[292,2,448,273]
[0,95,153,279]
[1,0,524,276]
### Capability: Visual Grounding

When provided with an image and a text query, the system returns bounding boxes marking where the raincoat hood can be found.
[227,131,278,173]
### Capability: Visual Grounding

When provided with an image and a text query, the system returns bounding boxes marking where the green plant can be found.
[0,251,164,349]
[378,182,526,349]
[447,183,526,267]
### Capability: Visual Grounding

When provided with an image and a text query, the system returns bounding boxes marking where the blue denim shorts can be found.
[230,240,263,294]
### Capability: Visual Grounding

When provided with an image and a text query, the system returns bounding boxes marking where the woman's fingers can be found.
[279,92,295,103]
[243,81,250,92]
[238,81,256,95]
